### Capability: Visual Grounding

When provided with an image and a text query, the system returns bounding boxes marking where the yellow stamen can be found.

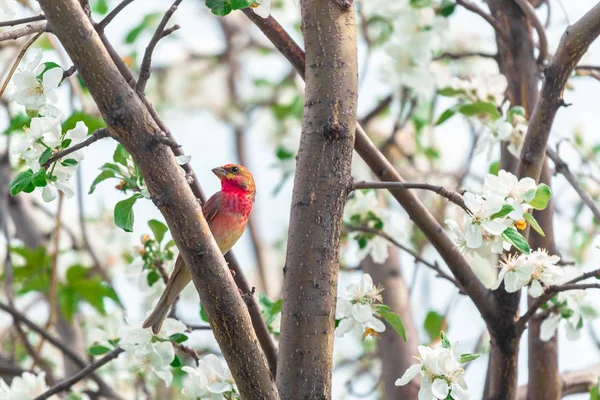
[140,234,150,244]
[362,327,379,341]
[515,219,527,230]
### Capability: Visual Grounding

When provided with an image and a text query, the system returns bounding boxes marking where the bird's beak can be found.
[212,166,227,180]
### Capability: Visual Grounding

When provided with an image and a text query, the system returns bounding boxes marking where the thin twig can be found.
[0,32,43,100]
[514,0,548,64]
[360,94,393,126]
[0,22,47,42]
[345,225,464,293]
[43,128,110,168]
[433,52,498,61]
[136,0,182,94]
[516,268,600,334]
[0,301,121,399]
[33,348,125,400]
[455,0,509,42]
[352,180,470,214]
[546,147,600,222]
[96,0,137,31]
[0,15,46,28]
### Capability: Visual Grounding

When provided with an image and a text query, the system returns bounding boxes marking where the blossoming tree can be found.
[0,0,600,399]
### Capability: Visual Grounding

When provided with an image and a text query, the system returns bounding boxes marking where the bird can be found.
[143,164,256,334]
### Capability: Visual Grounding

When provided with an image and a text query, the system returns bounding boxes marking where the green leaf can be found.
[58,286,78,322]
[113,144,129,166]
[200,303,209,322]
[435,107,457,126]
[410,0,431,8]
[440,331,451,349]
[147,270,160,286]
[523,213,545,236]
[93,0,109,14]
[66,265,89,283]
[61,138,72,149]
[89,345,111,355]
[205,0,233,16]
[276,145,294,160]
[230,0,253,9]
[39,148,52,165]
[60,158,78,167]
[31,169,47,187]
[62,111,106,133]
[89,170,116,194]
[458,101,501,120]
[114,194,143,232]
[148,220,168,244]
[380,309,407,341]
[527,184,552,210]
[507,105,526,121]
[168,333,188,343]
[489,160,500,176]
[170,355,182,368]
[36,62,62,80]
[460,353,481,363]
[9,170,34,196]
[591,385,600,400]
[439,0,456,17]
[259,294,283,326]
[424,311,444,342]
[502,227,531,255]
[489,204,514,220]
[437,87,465,97]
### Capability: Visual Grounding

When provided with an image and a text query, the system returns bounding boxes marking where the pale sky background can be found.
[1,0,600,399]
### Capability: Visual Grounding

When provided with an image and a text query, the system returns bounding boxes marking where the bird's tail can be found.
[142,256,191,334]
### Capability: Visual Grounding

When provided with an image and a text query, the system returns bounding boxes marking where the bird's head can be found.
[212,164,256,196]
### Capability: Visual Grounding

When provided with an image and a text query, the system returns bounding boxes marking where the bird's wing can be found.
[203,191,221,223]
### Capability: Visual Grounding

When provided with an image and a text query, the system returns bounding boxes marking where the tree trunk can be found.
[362,249,420,399]
[275,0,358,397]
[38,1,278,398]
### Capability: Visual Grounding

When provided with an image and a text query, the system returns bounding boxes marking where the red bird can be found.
[143,164,256,334]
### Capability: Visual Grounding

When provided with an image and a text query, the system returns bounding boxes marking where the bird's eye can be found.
[230,166,239,173]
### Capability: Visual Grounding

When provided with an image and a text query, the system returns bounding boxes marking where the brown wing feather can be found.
[203,192,221,224]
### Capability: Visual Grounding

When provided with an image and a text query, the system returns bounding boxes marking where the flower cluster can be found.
[446,169,550,258]
[381,2,449,99]
[343,190,404,264]
[396,335,476,400]
[0,372,57,400]
[118,318,187,386]
[11,50,62,113]
[182,354,238,399]
[492,249,561,297]
[476,103,528,160]
[336,274,386,339]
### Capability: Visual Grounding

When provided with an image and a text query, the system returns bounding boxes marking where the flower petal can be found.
[395,364,421,386]
[540,314,560,341]
[432,378,450,399]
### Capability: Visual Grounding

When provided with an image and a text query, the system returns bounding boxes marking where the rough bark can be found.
[38,1,277,398]
[527,162,560,400]
[485,2,539,398]
[517,2,600,181]
[275,0,358,397]
[362,249,420,399]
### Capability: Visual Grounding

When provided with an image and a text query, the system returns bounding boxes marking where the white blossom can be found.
[182,354,236,399]
[396,342,471,400]
[483,170,536,220]
[336,274,386,338]
[462,192,506,249]
[251,0,270,18]
[118,317,186,386]
[0,372,57,400]
[492,253,535,293]
[12,51,62,111]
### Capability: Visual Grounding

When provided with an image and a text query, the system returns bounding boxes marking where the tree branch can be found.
[517,2,600,181]
[43,128,110,168]
[546,147,600,223]
[352,180,469,214]
[0,302,120,399]
[345,225,464,292]
[96,0,137,32]
[517,364,600,399]
[242,9,497,328]
[0,22,47,42]
[514,0,548,64]
[38,2,278,397]
[515,268,600,334]
[0,15,46,28]
[455,0,509,42]
[33,348,125,400]
[136,0,182,94]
